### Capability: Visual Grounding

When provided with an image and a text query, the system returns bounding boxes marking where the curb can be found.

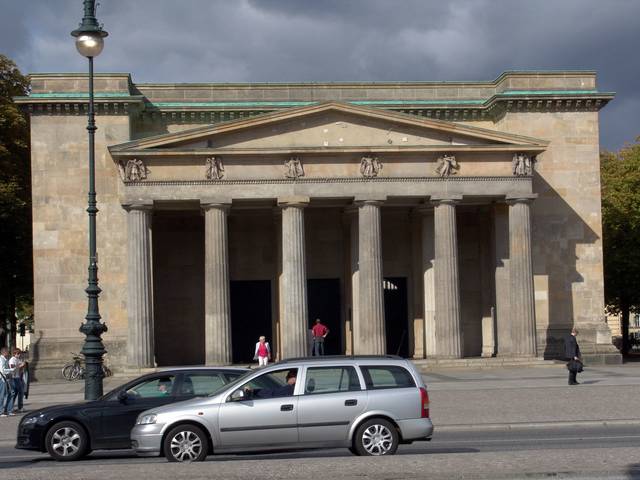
[436,418,640,432]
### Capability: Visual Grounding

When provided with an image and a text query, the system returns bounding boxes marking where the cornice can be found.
[123,175,532,187]
[109,144,546,158]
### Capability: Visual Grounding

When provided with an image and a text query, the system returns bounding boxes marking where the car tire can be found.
[45,421,89,461]
[163,424,208,462]
[353,418,399,456]
[348,446,360,456]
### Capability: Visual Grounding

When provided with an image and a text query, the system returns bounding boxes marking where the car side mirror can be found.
[229,389,246,402]
[117,390,128,403]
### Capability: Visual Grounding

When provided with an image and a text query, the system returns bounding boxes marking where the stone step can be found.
[412,357,563,371]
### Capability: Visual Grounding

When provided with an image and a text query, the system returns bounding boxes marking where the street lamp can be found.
[71,0,108,401]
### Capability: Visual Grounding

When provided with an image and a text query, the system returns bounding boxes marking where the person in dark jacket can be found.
[564,328,581,385]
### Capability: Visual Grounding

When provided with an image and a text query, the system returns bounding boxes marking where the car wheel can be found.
[164,424,208,462]
[354,418,399,456]
[45,421,89,461]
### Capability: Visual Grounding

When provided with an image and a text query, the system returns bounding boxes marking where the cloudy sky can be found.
[2,0,638,150]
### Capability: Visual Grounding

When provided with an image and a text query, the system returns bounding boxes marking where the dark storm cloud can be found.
[1,0,638,149]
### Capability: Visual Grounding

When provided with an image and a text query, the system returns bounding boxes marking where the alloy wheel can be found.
[51,426,82,457]
[169,430,203,462]
[361,423,394,455]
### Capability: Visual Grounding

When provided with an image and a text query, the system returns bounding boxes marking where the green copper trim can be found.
[19,89,614,107]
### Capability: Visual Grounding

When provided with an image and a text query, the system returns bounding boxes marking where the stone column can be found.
[420,207,437,357]
[354,200,386,354]
[125,203,155,368]
[202,202,232,365]
[508,196,538,356]
[432,196,463,358]
[278,196,309,358]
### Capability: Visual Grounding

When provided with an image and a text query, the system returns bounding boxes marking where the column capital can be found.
[201,203,231,214]
[430,194,463,206]
[122,201,153,212]
[506,193,538,205]
[354,195,386,207]
[278,195,310,208]
[201,197,232,211]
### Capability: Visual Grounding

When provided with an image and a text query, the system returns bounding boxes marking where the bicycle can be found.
[62,352,113,381]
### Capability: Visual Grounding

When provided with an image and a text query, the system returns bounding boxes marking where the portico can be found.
[112,102,543,365]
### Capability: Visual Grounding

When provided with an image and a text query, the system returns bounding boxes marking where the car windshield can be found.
[208,370,253,396]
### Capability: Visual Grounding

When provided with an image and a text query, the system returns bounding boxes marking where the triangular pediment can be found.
[109,102,547,156]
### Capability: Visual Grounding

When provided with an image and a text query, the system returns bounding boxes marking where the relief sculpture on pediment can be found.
[360,156,383,178]
[118,158,149,181]
[512,153,535,176]
[205,156,225,180]
[435,154,459,177]
[284,157,305,179]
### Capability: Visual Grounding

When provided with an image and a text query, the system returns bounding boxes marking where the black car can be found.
[16,367,249,461]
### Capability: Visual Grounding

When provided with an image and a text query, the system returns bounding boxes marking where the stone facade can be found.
[16,71,620,377]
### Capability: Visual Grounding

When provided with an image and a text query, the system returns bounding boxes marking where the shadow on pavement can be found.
[0,445,476,468]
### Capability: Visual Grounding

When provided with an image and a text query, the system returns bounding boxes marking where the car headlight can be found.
[22,416,39,425]
[137,414,157,425]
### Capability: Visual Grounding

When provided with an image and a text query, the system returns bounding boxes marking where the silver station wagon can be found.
[131,356,433,462]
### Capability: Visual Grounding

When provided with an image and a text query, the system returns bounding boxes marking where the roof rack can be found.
[278,355,403,363]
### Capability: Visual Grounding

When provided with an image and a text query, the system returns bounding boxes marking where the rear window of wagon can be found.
[360,365,416,390]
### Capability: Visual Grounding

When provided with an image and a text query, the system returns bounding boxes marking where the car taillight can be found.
[420,387,430,418]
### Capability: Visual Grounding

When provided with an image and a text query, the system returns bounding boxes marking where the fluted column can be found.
[432,196,463,358]
[125,203,154,368]
[508,196,537,356]
[279,196,309,358]
[203,202,232,365]
[355,200,386,354]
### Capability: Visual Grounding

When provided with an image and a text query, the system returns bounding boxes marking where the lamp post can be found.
[71,0,108,401]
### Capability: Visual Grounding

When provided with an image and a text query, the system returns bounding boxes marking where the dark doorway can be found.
[230,280,272,363]
[307,279,342,355]
[152,212,205,366]
[384,277,409,357]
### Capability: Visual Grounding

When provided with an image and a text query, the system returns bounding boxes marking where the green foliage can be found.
[601,137,640,353]
[0,55,31,340]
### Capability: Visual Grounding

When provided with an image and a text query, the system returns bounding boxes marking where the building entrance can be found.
[384,277,409,357]
[152,212,205,366]
[230,280,272,363]
[307,279,342,355]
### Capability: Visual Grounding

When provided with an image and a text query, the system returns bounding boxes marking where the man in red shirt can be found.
[311,319,330,356]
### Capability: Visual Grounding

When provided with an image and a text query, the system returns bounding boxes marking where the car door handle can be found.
[345,399,358,406]
[281,404,294,411]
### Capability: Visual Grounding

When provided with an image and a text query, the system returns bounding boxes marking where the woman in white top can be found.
[253,336,271,367]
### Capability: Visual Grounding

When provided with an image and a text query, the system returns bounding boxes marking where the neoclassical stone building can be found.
[16,70,621,375]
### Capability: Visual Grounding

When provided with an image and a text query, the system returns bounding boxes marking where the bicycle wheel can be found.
[62,364,76,381]
[102,365,112,378]
[70,363,82,381]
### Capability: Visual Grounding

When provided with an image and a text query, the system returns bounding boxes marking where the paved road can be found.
[0,424,639,479]
[0,363,638,479]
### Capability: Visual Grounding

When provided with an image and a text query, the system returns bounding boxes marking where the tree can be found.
[601,137,640,355]
[0,55,31,349]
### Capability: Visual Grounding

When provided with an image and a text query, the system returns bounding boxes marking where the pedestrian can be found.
[253,336,271,367]
[311,318,329,356]
[0,347,15,417]
[9,348,26,413]
[564,327,582,385]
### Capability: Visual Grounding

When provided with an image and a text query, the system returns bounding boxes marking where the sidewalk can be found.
[1,363,639,444]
